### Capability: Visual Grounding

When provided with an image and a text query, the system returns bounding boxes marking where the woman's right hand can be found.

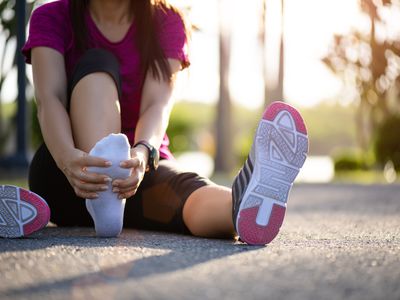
[59,148,113,199]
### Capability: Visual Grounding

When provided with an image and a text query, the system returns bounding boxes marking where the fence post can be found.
[16,0,28,167]
[0,0,29,169]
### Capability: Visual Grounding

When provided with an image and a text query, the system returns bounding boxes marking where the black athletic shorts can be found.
[28,48,212,234]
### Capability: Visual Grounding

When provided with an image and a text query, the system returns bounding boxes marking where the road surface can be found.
[1,183,399,300]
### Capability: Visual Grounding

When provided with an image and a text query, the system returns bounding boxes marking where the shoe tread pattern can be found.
[237,102,308,245]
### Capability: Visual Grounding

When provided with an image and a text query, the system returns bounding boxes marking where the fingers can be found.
[70,154,145,200]
[112,182,139,199]
[112,169,143,199]
[82,155,112,168]
[73,177,108,193]
[120,157,140,169]
[74,154,112,184]
[70,169,110,200]
[117,189,137,200]
[73,168,110,186]
[74,188,99,200]
[113,175,139,190]
[80,170,111,184]
[62,149,113,199]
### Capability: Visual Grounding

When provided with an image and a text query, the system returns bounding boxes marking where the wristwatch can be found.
[133,140,159,171]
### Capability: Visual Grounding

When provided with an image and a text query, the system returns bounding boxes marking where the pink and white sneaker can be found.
[0,185,50,238]
[232,101,308,245]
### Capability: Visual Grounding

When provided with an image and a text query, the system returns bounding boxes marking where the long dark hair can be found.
[70,0,187,82]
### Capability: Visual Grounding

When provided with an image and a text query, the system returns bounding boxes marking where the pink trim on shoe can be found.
[0,185,50,238]
[235,101,309,245]
[20,189,50,236]
[263,101,307,135]
[238,204,285,245]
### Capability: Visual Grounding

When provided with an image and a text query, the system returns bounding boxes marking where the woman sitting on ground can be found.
[0,0,308,245]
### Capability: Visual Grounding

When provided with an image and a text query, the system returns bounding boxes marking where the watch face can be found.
[134,141,159,171]
[151,147,160,170]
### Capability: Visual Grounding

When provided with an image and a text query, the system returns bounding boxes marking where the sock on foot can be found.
[86,133,131,237]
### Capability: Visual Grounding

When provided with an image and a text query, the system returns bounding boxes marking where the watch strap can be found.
[133,140,157,171]
[133,140,153,153]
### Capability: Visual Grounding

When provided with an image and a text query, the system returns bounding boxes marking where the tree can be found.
[322,0,400,150]
[215,0,233,173]
[260,0,285,107]
[0,1,18,152]
[0,0,34,155]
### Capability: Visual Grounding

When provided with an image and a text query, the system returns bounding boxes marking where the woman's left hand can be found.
[112,147,148,199]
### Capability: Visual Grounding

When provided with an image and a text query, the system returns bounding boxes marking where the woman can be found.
[0,0,308,245]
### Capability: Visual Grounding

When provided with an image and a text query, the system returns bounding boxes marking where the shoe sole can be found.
[236,102,308,245]
[0,185,50,238]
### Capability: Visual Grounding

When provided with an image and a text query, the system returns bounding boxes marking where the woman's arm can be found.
[31,47,112,199]
[32,47,72,164]
[113,58,182,199]
[135,59,181,149]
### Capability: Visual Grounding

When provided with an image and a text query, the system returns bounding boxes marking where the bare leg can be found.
[70,72,121,152]
[184,102,309,244]
[70,72,130,237]
[182,185,235,238]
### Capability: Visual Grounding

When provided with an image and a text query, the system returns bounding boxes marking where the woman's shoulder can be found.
[154,4,186,29]
[31,0,70,23]
[153,4,189,68]
[23,0,72,63]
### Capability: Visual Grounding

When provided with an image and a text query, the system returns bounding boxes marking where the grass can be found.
[0,178,28,189]
[299,102,358,155]
[0,101,17,119]
[0,171,398,189]
[333,170,400,184]
[2,100,394,185]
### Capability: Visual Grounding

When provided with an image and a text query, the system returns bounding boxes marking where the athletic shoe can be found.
[232,101,308,245]
[0,185,50,238]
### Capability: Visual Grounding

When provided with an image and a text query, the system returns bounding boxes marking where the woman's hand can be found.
[112,146,148,199]
[60,148,113,199]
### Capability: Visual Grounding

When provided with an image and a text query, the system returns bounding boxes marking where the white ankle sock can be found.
[86,133,131,237]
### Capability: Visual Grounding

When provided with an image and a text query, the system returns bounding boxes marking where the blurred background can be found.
[0,0,399,186]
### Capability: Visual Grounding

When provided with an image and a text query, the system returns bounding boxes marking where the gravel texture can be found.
[1,183,399,300]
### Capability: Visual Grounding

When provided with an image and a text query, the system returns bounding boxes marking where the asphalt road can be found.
[1,183,399,300]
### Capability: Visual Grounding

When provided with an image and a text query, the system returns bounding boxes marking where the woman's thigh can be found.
[124,159,212,234]
[28,143,92,226]
[29,148,213,231]
[27,49,122,227]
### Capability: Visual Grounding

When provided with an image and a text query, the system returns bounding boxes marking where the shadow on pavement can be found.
[1,227,262,298]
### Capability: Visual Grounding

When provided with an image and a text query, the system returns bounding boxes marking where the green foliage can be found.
[0,102,16,153]
[167,101,262,169]
[332,146,376,171]
[374,115,400,171]
[0,1,35,153]
[168,101,363,168]
[333,151,366,171]
[299,103,358,155]
[0,178,28,189]
[167,101,213,153]
[333,170,400,184]
[322,0,400,150]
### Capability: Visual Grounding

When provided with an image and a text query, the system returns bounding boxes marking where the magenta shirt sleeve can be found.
[157,9,190,69]
[22,1,71,64]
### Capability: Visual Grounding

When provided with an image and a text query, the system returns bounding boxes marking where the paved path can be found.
[1,184,399,300]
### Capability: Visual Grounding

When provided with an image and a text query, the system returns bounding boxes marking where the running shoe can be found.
[232,101,308,245]
[0,185,50,238]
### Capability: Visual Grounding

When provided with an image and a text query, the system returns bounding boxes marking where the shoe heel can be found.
[0,185,50,238]
[238,201,286,245]
[236,101,308,245]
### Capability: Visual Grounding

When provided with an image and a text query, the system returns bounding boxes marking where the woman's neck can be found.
[89,0,133,25]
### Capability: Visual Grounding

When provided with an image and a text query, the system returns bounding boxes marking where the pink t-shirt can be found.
[22,0,189,160]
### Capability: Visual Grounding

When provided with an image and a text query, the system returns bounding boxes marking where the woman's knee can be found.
[182,185,235,238]
[69,48,121,100]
